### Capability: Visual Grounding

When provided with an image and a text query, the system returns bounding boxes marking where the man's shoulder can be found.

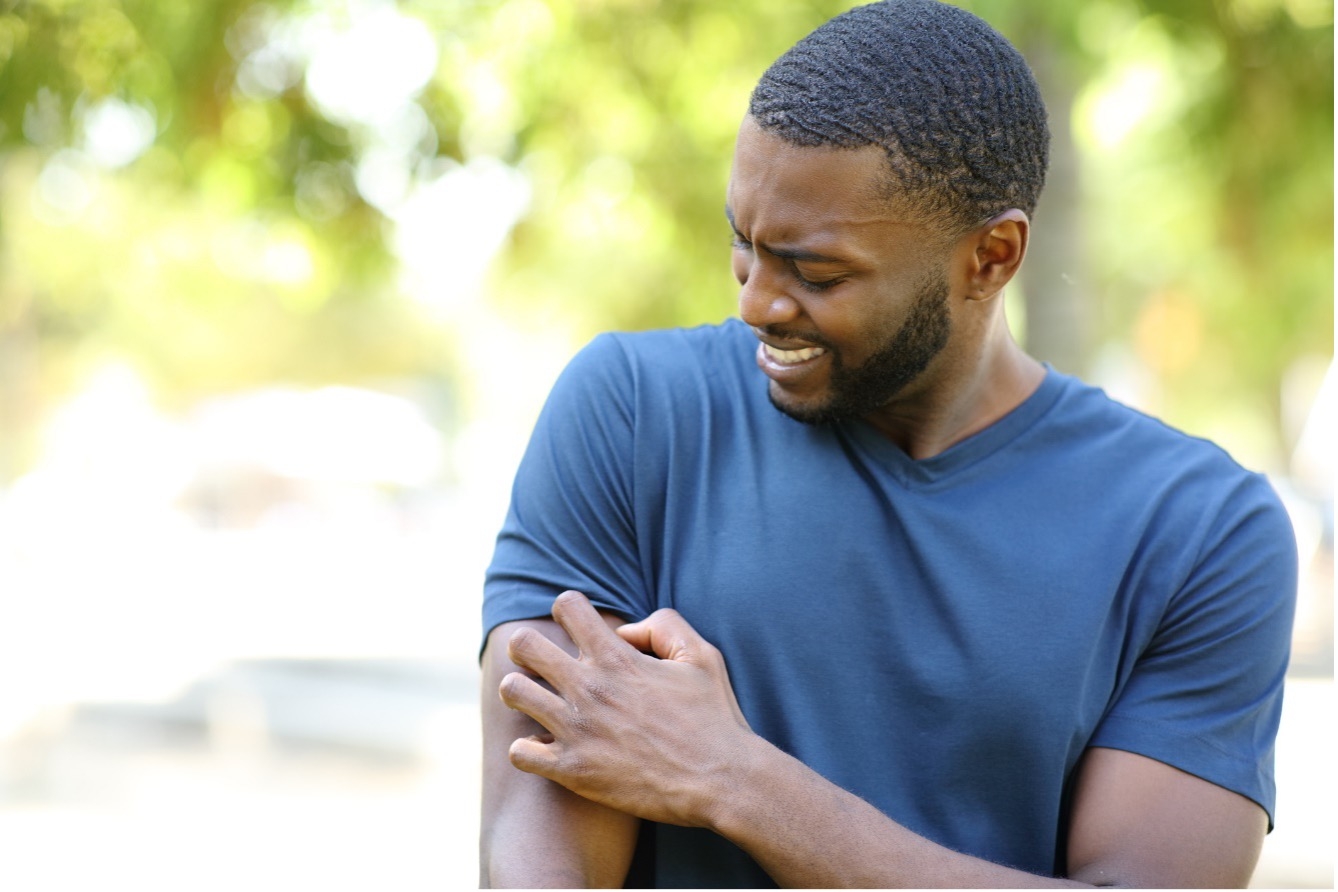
[595,318,754,369]
[561,318,758,401]
[1054,373,1242,461]
[1046,371,1278,510]
[536,319,767,448]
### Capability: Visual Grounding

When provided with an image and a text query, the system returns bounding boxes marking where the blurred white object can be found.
[1291,356,1334,496]
[190,385,442,488]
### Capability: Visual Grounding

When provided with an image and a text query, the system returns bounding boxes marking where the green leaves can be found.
[0,0,1329,479]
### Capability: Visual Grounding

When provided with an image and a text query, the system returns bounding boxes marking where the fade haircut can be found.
[749,0,1050,235]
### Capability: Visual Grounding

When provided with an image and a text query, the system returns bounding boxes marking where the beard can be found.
[766,272,951,426]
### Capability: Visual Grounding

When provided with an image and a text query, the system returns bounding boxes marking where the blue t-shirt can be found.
[483,319,1296,887]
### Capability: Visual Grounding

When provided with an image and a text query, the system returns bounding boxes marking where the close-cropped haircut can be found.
[749,0,1050,234]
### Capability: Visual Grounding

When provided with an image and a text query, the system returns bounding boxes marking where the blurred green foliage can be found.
[0,0,1331,480]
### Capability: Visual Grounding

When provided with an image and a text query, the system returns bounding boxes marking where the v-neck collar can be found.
[839,367,1069,488]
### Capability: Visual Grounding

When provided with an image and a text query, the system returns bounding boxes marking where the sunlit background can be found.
[0,0,1331,888]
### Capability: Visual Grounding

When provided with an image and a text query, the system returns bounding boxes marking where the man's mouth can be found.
[761,343,827,364]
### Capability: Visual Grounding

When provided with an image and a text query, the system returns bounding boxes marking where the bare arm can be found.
[502,591,1269,888]
[480,615,640,888]
[1063,746,1266,888]
[706,737,1265,887]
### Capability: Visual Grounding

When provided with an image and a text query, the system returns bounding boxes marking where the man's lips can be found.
[761,342,827,364]
[753,331,830,386]
[754,329,829,365]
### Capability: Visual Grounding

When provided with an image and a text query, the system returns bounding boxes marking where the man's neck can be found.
[860,333,1046,461]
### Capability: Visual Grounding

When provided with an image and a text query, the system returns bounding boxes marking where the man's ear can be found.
[962,209,1029,301]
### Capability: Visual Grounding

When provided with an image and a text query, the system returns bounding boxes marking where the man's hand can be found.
[499,590,755,828]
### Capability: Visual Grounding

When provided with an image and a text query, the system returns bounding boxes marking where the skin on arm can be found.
[1064,747,1267,888]
[502,591,1270,888]
[480,613,640,889]
[706,735,1266,887]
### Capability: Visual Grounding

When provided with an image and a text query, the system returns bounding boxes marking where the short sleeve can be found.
[1090,474,1298,825]
[482,334,651,648]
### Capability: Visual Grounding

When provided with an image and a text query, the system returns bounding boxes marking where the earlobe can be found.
[966,209,1029,301]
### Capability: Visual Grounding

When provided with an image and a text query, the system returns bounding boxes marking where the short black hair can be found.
[749,0,1050,234]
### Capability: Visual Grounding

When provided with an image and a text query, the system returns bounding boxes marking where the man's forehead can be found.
[732,125,875,196]
[727,128,922,231]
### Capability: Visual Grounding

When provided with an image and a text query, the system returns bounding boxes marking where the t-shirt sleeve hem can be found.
[1089,712,1276,830]
[480,585,641,659]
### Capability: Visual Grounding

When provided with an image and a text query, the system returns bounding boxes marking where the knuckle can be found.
[566,710,593,738]
[558,742,594,779]
[601,646,636,672]
[564,701,598,739]
[579,676,618,708]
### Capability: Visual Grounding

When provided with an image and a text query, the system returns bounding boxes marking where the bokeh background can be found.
[0,0,1331,888]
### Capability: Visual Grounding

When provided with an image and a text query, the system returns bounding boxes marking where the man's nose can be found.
[737,265,801,329]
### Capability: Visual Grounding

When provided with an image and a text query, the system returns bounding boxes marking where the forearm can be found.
[708,736,1088,889]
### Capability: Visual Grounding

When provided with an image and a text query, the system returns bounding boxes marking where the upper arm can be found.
[481,615,641,888]
[1063,478,1293,888]
[1084,476,1296,832]
[1065,746,1268,888]
[480,338,651,886]
[483,335,646,634]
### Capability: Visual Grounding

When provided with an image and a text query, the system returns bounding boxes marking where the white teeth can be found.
[764,344,826,364]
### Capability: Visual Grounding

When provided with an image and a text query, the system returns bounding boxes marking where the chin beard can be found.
[768,274,951,427]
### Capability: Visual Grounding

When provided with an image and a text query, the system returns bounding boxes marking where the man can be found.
[480,1,1297,887]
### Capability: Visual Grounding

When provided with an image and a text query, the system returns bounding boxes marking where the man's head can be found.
[750,0,1049,235]
[730,1,1048,430]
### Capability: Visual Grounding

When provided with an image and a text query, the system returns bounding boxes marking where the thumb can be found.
[617,610,751,729]
[616,609,713,664]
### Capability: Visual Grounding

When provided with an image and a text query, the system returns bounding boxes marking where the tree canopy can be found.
[0,0,1331,480]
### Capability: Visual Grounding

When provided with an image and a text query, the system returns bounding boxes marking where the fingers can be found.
[616,608,715,664]
[507,622,579,686]
[498,670,567,733]
[551,590,636,663]
[508,733,560,779]
[503,592,641,735]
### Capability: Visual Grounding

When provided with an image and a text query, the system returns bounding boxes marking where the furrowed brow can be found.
[724,205,841,263]
[766,245,842,263]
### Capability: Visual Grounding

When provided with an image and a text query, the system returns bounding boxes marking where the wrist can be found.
[697,731,784,837]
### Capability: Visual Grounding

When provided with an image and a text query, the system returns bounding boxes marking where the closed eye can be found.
[791,265,841,293]
[733,233,840,292]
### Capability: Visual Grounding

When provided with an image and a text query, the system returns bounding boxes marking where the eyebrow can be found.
[725,205,845,264]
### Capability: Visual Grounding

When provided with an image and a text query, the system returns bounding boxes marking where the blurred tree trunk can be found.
[1016,33,1092,378]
